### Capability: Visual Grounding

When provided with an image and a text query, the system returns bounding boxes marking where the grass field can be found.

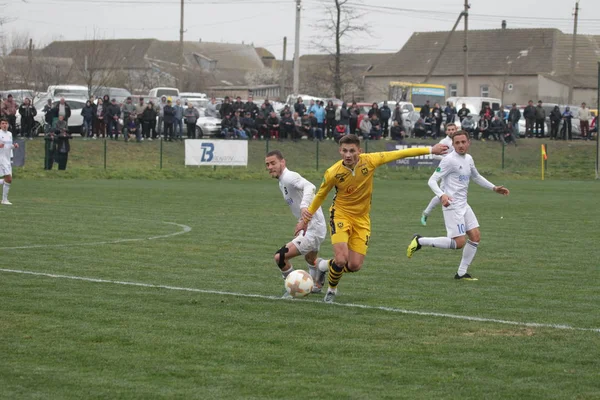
[15,136,600,181]
[1,179,599,399]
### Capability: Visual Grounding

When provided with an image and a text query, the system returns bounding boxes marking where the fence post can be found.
[160,136,163,169]
[103,138,107,170]
[501,140,505,170]
[316,139,320,171]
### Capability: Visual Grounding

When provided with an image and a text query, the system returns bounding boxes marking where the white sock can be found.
[457,241,479,276]
[423,196,440,216]
[281,266,294,279]
[316,258,329,273]
[419,237,457,249]
[2,183,10,201]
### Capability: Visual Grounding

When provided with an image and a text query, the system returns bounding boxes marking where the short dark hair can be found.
[0,117,8,123]
[339,134,361,146]
[452,130,469,142]
[266,150,284,160]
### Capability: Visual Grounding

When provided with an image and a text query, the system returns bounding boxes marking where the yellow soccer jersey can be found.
[308,147,432,218]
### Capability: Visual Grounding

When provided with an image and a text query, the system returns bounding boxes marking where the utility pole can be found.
[293,0,301,95]
[424,11,464,83]
[280,37,287,100]
[463,0,469,96]
[568,0,579,105]
[179,0,185,90]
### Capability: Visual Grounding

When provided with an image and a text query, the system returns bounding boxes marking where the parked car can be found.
[92,87,132,103]
[44,85,89,101]
[34,98,86,134]
[148,87,179,100]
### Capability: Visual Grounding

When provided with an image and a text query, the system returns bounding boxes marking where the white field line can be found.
[0,222,192,250]
[0,268,598,333]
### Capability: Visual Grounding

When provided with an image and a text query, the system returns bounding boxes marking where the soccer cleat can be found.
[308,265,318,281]
[324,289,337,303]
[282,290,293,299]
[454,273,478,281]
[406,234,422,258]
[420,214,428,226]
[1,200,12,205]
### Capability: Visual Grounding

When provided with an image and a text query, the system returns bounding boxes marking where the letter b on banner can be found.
[200,143,214,162]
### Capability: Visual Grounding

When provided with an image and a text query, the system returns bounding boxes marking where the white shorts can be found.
[443,205,479,238]
[0,163,11,177]
[291,225,326,255]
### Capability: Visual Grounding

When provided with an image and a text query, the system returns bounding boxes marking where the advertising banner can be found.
[185,140,248,166]
[386,143,441,168]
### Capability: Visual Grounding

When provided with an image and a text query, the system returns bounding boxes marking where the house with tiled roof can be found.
[364,28,600,106]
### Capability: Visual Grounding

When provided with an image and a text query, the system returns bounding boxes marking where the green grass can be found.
[16,137,600,181]
[1,179,599,399]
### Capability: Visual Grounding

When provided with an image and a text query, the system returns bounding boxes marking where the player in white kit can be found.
[420,123,457,226]
[265,150,329,296]
[407,131,509,280]
[0,118,19,205]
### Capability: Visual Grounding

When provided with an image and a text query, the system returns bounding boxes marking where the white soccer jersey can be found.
[0,130,14,166]
[432,136,455,161]
[428,151,495,210]
[279,168,326,235]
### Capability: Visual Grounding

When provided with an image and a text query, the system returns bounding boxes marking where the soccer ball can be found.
[284,270,314,298]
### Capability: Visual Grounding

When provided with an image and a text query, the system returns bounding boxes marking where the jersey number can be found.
[457,224,466,234]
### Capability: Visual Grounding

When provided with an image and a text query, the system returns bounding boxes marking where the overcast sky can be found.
[4,0,600,58]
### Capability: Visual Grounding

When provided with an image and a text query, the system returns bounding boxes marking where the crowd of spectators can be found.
[217,96,407,142]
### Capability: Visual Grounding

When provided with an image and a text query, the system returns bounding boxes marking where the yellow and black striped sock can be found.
[342,265,356,273]
[328,259,345,288]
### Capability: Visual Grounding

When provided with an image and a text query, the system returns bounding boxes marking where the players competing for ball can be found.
[265,150,329,297]
[407,130,510,280]
[296,134,448,303]
[0,118,19,205]
[420,123,457,226]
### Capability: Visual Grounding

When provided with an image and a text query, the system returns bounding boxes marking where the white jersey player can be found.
[407,130,509,280]
[0,119,19,205]
[265,150,329,295]
[420,123,457,226]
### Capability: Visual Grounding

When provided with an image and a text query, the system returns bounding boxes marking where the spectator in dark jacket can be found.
[338,103,350,133]
[142,102,157,140]
[280,111,296,140]
[379,101,391,138]
[535,100,546,138]
[266,111,280,139]
[549,105,561,140]
[220,96,233,118]
[54,128,72,170]
[420,100,431,119]
[183,103,200,139]
[262,99,274,116]
[325,100,337,139]
[232,96,245,115]
[390,120,405,140]
[106,99,121,140]
[94,99,106,138]
[243,96,259,119]
[523,100,536,138]
[508,103,521,138]
[444,101,457,125]
[163,100,175,141]
[561,107,574,140]
[80,100,95,138]
[457,103,470,122]
[349,102,360,134]
[294,97,307,117]
[18,98,37,139]
[242,112,258,139]
[255,113,268,138]
[431,103,443,138]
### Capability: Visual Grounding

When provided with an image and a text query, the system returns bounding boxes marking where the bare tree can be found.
[313,0,370,98]
[72,33,125,97]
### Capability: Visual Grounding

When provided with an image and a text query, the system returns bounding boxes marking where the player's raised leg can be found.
[274,242,301,298]
[421,195,441,226]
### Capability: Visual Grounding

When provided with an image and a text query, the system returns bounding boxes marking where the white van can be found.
[46,85,89,101]
[149,87,179,100]
[446,97,502,116]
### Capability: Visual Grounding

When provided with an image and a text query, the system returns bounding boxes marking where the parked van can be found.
[45,85,89,101]
[149,87,179,99]
[445,97,502,116]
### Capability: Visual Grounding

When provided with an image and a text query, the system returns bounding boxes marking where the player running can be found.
[296,134,448,303]
[0,118,19,205]
[420,123,457,226]
[265,150,329,297]
[407,130,510,280]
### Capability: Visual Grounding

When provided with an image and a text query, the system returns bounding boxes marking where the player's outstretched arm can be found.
[370,143,448,168]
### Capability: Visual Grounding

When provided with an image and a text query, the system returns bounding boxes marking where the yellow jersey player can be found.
[296,134,448,303]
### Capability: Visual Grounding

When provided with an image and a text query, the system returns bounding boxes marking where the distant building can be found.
[364,28,600,106]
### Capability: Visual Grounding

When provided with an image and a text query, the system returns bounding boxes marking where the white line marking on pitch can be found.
[0,222,192,250]
[0,268,598,333]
